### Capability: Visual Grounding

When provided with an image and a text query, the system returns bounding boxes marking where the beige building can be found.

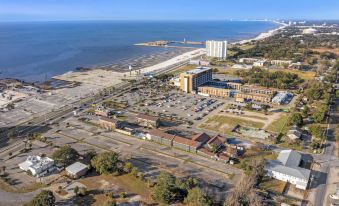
[235,92,272,103]
[179,67,212,93]
[136,114,160,128]
[99,116,122,131]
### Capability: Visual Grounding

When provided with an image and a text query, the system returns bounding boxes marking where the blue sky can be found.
[1,0,338,21]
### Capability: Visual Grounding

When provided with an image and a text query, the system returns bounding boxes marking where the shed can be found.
[66,162,88,179]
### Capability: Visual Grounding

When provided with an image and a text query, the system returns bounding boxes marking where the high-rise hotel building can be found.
[206,40,228,60]
[179,67,213,93]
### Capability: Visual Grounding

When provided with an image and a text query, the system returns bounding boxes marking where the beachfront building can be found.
[266,150,311,190]
[136,114,160,128]
[206,40,228,60]
[179,67,212,93]
[18,155,55,177]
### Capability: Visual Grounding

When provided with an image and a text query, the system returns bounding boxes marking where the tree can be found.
[52,145,79,168]
[184,187,213,206]
[73,186,79,196]
[28,190,55,206]
[123,162,133,173]
[309,124,325,140]
[153,172,181,204]
[313,105,327,123]
[91,152,120,175]
[104,199,117,206]
[131,167,139,177]
[288,113,303,126]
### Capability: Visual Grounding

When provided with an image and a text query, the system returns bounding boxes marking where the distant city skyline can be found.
[1,0,339,22]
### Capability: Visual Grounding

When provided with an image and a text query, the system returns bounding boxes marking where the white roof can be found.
[266,150,311,182]
[277,150,301,167]
[267,160,311,181]
[185,67,211,75]
[66,162,88,174]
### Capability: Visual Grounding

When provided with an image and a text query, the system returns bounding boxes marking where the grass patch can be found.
[266,114,289,134]
[200,115,264,134]
[169,65,197,75]
[80,173,153,204]
[260,178,287,194]
[0,178,45,193]
[268,69,316,80]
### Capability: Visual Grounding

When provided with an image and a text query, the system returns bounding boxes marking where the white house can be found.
[18,156,55,177]
[265,150,311,190]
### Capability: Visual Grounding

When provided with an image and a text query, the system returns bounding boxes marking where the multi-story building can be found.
[179,67,212,93]
[206,40,228,60]
[235,92,272,103]
[239,58,259,64]
[241,85,276,96]
[198,81,241,98]
[266,150,311,190]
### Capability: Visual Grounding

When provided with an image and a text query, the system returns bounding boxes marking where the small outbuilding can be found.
[66,162,88,179]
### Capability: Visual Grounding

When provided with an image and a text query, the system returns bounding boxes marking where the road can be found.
[312,83,339,206]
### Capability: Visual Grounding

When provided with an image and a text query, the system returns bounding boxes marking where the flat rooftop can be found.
[184,67,211,75]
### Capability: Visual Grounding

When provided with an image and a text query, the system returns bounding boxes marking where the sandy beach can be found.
[232,21,288,45]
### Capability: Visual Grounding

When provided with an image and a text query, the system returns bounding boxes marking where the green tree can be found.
[91,152,120,174]
[104,199,117,206]
[313,106,327,123]
[153,172,181,204]
[123,162,133,173]
[28,190,55,206]
[309,124,325,140]
[52,145,79,167]
[131,167,139,177]
[288,113,303,126]
[184,187,213,206]
[73,186,79,195]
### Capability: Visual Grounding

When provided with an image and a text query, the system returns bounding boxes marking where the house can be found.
[287,126,303,141]
[136,114,160,128]
[266,150,311,190]
[207,134,226,152]
[192,133,210,145]
[66,162,88,179]
[18,156,55,177]
[223,146,238,158]
[99,116,123,131]
[146,129,175,147]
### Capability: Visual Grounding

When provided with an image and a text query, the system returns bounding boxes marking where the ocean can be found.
[0,20,278,82]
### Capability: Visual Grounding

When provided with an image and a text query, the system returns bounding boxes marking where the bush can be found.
[28,190,55,206]
[52,145,79,168]
[91,152,120,175]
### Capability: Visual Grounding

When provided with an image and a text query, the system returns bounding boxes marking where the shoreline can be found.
[1,21,286,85]
[231,20,288,45]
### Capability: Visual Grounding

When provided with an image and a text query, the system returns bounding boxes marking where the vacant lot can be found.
[266,114,289,134]
[260,178,287,195]
[199,115,265,134]
[268,69,316,80]
[80,173,154,206]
